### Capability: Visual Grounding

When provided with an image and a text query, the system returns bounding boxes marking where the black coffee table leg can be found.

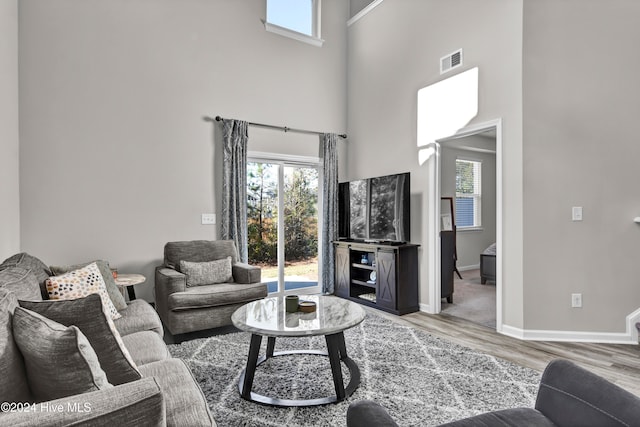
[241,334,263,399]
[325,332,347,400]
[266,336,276,358]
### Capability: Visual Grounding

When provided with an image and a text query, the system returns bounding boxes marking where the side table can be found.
[114,273,146,301]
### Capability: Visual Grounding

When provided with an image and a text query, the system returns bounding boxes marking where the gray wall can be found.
[0,0,20,260]
[522,0,640,332]
[18,0,348,301]
[347,0,524,325]
[440,136,496,269]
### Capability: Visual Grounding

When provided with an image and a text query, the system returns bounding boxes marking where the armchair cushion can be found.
[168,282,268,311]
[13,307,113,401]
[19,294,141,385]
[180,257,233,286]
[164,240,238,271]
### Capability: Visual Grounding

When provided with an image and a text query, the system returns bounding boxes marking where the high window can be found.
[265,0,323,47]
[455,159,482,229]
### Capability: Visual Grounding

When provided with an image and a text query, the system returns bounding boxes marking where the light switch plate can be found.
[572,207,583,221]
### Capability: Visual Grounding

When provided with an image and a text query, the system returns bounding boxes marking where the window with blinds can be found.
[455,159,481,228]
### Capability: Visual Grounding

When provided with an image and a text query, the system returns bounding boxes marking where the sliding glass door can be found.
[247,157,321,295]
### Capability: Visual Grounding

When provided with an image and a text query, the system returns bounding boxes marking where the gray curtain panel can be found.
[321,133,338,294]
[221,119,249,263]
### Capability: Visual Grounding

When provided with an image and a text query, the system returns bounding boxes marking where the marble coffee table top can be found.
[231,295,366,337]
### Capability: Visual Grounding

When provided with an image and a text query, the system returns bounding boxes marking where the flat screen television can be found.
[338,172,410,243]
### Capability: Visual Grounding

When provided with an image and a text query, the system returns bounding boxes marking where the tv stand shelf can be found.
[352,263,375,271]
[334,241,419,315]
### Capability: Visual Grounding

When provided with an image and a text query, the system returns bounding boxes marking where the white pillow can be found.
[180,257,233,287]
[45,262,121,320]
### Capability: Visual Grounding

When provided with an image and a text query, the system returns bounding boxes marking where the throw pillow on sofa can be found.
[46,262,121,320]
[12,307,113,401]
[180,257,233,286]
[50,260,127,311]
[20,294,141,386]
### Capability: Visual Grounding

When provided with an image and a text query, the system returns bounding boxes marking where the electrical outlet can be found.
[571,293,582,308]
[201,213,216,225]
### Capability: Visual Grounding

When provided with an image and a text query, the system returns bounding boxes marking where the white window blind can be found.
[455,159,481,228]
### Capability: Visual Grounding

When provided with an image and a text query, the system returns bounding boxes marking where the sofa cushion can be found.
[137,358,215,427]
[51,260,127,311]
[438,408,556,427]
[46,262,121,320]
[180,257,233,287]
[0,253,52,299]
[0,267,43,301]
[122,331,170,366]
[0,289,32,404]
[13,306,113,401]
[346,399,399,427]
[164,240,238,272]
[19,294,141,386]
[535,359,640,427]
[168,282,268,311]
[114,299,164,337]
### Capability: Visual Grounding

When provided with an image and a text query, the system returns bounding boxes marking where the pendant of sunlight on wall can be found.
[416,67,479,165]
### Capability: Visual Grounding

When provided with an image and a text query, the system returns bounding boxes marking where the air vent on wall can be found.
[440,49,463,74]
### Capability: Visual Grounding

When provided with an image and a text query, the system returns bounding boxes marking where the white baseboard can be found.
[419,303,435,314]
[418,307,640,345]
[500,309,640,345]
[458,264,480,272]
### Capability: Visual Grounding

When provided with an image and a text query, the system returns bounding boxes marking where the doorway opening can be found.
[430,120,503,331]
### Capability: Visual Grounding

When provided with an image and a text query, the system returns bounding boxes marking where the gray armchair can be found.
[347,359,640,427]
[155,240,267,335]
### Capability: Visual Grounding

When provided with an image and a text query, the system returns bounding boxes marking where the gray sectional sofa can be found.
[0,253,214,426]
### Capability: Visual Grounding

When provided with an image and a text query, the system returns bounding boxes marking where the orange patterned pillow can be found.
[46,262,121,320]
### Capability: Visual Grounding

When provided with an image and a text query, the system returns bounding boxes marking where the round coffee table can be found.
[231,295,366,407]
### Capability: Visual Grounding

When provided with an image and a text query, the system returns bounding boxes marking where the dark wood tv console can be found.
[333,240,419,315]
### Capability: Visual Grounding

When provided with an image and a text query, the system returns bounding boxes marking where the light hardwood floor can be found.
[369,307,640,397]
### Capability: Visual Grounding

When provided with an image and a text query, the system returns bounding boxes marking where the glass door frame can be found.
[247,151,323,297]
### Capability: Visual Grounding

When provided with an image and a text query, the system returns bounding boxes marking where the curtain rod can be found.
[204,115,347,139]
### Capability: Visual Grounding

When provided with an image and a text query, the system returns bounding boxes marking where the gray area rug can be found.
[168,312,540,426]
